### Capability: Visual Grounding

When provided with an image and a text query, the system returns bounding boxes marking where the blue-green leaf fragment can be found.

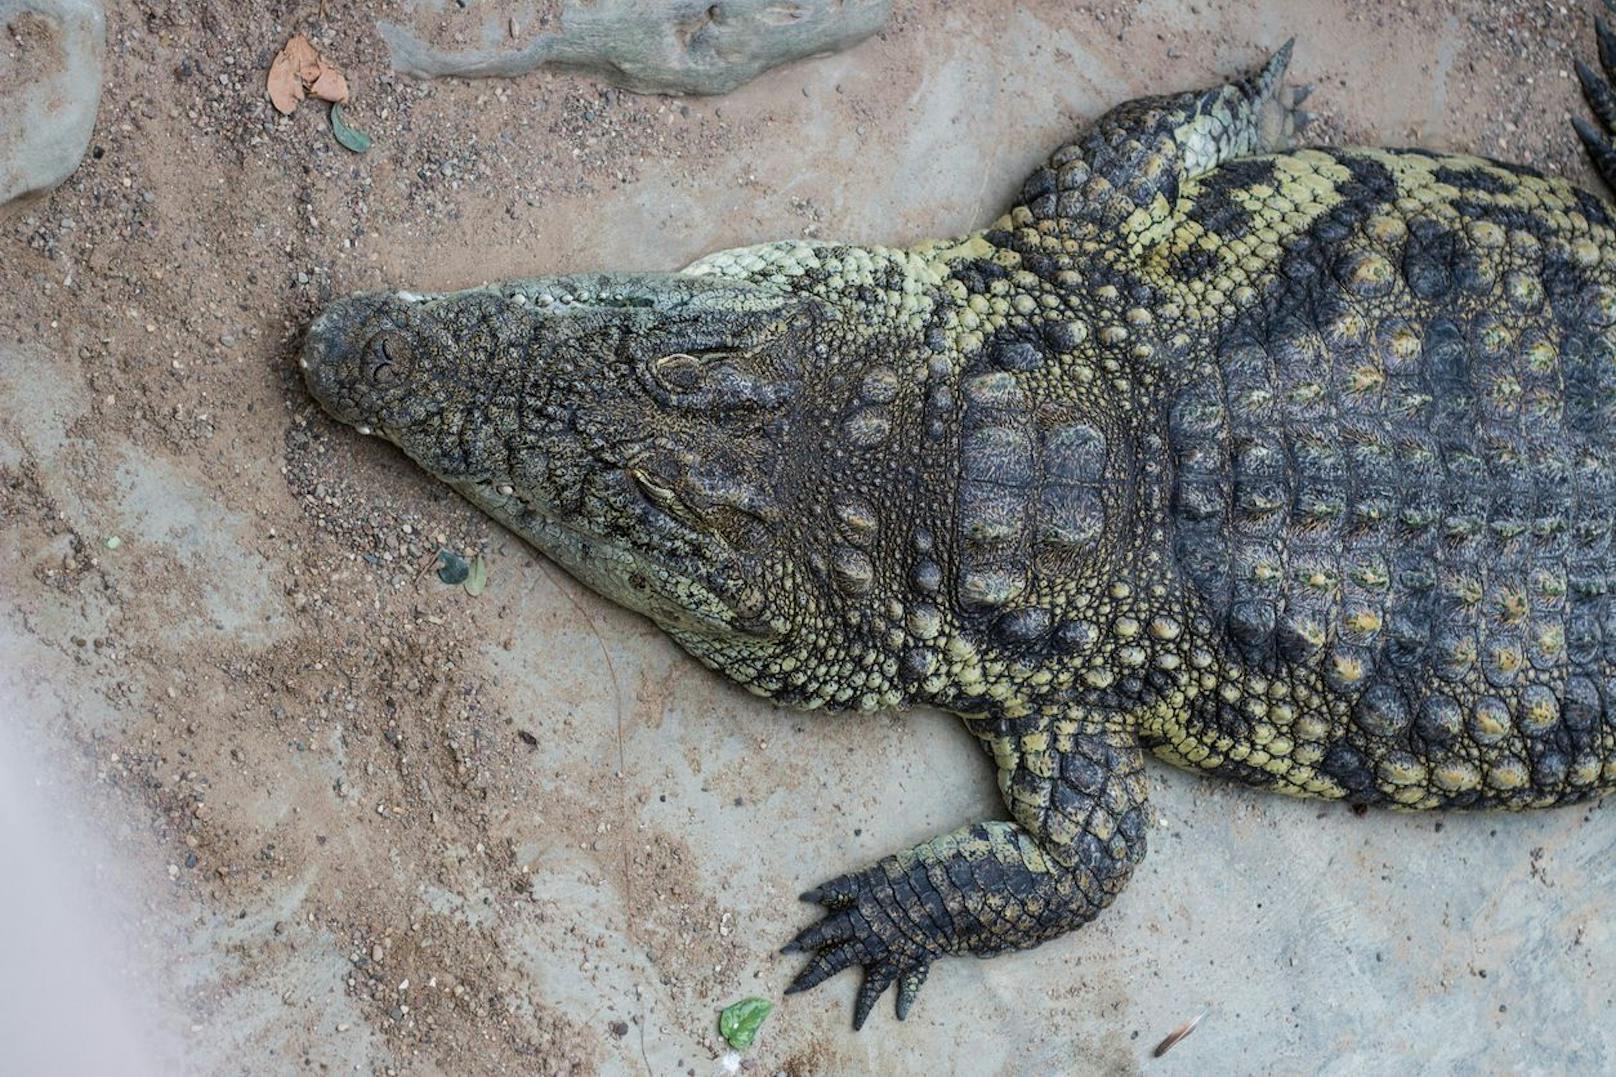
[330,103,373,153]
[718,997,773,1049]
[436,549,470,585]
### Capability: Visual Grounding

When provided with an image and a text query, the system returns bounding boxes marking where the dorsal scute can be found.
[952,369,1113,629]
[1166,163,1616,803]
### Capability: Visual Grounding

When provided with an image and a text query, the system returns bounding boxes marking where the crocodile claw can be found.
[895,967,929,1020]
[783,866,942,1030]
[1251,50,1317,154]
[1577,12,1616,191]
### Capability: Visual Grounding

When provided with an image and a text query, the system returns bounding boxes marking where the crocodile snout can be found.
[300,293,393,427]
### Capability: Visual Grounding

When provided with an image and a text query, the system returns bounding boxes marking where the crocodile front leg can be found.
[783,718,1150,1029]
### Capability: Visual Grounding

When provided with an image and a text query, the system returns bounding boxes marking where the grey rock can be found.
[380,0,890,97]
[0,0,105,210]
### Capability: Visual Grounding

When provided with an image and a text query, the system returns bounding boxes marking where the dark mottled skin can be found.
[302,25,1616,1030]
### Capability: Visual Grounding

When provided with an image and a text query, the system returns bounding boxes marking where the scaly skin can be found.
[301,24,1616,1030]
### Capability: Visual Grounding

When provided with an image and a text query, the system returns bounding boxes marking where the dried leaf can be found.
[718,997,772,1050]
[281,35,320,67]
[463,554,488,597]
[266,34,319,114]
[268,33,351,113]
[330,104,374,154]
[308,66,350,104]
[266,70,302,115]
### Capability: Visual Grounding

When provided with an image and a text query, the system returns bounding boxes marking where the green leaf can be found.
[330,103,373,153]
[436,549,470,585]
[718,997,773,1050]
[463,553,488,597]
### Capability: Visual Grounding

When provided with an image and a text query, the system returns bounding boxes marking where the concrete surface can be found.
[0,0,104,208]
[0,1,1612,1074]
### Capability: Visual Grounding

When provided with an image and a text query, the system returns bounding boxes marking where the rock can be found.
[0,0,105,210]
[379,0,890,97]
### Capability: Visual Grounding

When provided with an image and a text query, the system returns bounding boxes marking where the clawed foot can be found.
[1243,38,1316,153]
[781,861,946,1030]
[779,758,1144,1030]
[1260,81,1315,154]
[1285,82,1316,135]
[1574,5,1616,187]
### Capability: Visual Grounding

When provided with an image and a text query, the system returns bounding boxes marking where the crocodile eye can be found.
[365,332,413,386]
[651,352,703,393]
[629,467,705,530]
[630,466,682,509]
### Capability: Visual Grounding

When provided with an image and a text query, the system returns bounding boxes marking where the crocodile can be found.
[301,17,1616,1030]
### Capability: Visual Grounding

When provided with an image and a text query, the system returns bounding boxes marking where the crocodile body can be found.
[302,24,1616,1029]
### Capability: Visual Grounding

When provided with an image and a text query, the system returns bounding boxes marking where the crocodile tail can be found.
[1573,2,1616,190]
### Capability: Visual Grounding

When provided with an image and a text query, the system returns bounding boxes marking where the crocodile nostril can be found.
[364,331,413,387]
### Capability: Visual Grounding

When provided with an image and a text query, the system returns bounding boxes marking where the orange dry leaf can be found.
[308,66,350,105]
[267,34,318,114]
[267,33,350,115]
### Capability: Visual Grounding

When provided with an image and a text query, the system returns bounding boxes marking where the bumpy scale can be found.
[301,20,1616,1030]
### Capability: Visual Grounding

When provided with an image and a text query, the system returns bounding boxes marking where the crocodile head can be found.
[301,273,840,669]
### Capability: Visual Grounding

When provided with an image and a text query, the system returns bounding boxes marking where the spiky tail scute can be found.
[1574,2,1616,190]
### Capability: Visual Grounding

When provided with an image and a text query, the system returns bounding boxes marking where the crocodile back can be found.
[1163,148,1616,807]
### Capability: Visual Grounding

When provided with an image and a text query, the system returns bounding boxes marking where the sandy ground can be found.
[3,1,1615,1073]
